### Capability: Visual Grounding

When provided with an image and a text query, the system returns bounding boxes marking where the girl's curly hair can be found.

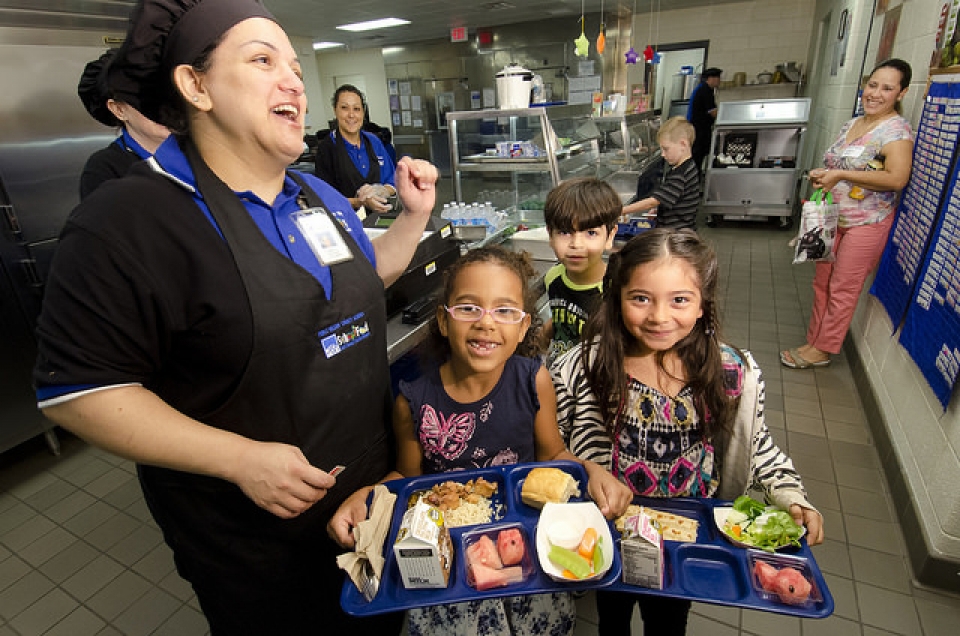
[420,245,544,363]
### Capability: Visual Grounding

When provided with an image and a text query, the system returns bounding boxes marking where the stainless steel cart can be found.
[702,98,810,229]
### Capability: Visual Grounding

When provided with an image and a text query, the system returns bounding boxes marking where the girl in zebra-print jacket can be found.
[549,229,823,634]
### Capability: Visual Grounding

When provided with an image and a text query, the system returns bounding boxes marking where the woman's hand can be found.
[584,460,634,519]
[789,504,824,546]
[42,386,337,520]
[395,157,438,218]
[371,157,438,286]
[809,168,842,192]
[356,183,393,213]
[232,441,336,519]
[327,485,375,549]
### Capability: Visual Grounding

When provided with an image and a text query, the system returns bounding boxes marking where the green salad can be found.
[721,495,804,552]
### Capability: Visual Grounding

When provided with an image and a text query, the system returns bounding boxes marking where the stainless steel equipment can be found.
[702,98,810,228]
[671,72,698,102]
[0,37,114,455]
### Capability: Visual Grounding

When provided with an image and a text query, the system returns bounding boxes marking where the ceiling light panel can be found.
[336,17,410,32]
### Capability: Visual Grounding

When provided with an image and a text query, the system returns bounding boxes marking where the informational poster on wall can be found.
[871,81,960,326]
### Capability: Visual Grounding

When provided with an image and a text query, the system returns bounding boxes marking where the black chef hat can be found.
[702,68,723,79]
[78,48,123,127]
[109,0,275,122]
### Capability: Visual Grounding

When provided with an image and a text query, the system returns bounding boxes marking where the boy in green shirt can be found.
[543,177,622,364]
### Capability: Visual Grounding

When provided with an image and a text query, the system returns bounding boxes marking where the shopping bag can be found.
[792,189,838,264]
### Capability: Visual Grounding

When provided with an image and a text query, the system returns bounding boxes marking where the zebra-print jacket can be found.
[550,343,816,512]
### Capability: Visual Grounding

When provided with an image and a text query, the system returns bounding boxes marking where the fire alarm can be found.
[478,28,493,47]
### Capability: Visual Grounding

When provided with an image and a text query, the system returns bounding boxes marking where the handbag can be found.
[792,189,838,264]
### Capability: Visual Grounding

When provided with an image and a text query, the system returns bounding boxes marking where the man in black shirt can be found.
[687,67,723,175]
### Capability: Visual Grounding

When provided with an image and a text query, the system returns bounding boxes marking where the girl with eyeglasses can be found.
[368,245,631,635]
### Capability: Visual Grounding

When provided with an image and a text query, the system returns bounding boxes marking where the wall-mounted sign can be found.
[450,27,468,43]
[478,28,493,49]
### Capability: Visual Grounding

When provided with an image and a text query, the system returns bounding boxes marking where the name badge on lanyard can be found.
[290,207,354,266]
[842,145,864,158]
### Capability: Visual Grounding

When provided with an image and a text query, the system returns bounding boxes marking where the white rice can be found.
[441,497,495,528]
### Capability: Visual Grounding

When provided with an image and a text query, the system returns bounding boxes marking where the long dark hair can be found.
[580,228,733,439]
[871,58,912,114]
[421,246,544,363]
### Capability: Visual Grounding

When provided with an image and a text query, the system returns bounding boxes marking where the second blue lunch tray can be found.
[340,460,622,616]
[604,496,834,619]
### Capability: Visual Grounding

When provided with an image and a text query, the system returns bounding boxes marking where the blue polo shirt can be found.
[150,136,376,294]
[341,130,397,187]
[116,128,154,159]
[36,137,377,405]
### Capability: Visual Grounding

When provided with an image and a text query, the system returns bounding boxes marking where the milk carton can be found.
[393,498,453,589]
[619,511,664,589]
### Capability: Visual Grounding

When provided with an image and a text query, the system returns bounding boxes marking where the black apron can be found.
[330,129,381,198]
[138,141,397,633]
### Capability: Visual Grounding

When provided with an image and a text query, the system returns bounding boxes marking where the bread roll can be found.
[521,467,580,508]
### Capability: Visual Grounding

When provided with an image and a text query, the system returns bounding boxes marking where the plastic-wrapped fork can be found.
[359,560,379,601]
[337,485,395,602]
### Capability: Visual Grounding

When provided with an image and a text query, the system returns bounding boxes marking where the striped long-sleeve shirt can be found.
[651,156,700,230]
[551,343,815,511]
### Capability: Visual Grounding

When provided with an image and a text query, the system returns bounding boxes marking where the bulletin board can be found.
[899,155,960,407]
[871,81,960,324]
[870,79,960,408]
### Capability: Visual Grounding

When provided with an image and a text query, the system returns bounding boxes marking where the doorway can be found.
[649,40,709,118]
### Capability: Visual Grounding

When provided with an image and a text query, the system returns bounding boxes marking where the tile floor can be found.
[2,221,960,635]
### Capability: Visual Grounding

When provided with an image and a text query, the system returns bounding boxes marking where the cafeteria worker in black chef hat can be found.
[77,47,170,199]
[34,0,438,633]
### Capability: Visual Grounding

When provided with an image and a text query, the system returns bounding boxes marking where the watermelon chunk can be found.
[754,560,779,590]
[771,567,812,605]
[466,535,502,569]
[497,528,525,566]
[469,563,525,591]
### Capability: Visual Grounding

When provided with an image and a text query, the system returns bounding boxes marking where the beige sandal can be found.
[780,347,831,369]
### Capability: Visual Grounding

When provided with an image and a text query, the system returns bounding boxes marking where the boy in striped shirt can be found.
[622,116,701,230]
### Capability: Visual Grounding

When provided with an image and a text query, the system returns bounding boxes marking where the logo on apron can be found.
[319,312,371,358]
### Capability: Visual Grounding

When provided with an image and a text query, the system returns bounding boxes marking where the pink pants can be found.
[806,213,895,354]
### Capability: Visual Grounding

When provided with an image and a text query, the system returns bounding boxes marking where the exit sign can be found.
[450,26,468,42]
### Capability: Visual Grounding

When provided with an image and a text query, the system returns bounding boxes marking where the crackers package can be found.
[616,504,699,542]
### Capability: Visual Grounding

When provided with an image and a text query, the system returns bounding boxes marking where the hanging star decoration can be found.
[575,16,589,58]
[597,0,606,54]
[625,0,639,65]
[643,45,655,62]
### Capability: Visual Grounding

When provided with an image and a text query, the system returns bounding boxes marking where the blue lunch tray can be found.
[340,469,833,620]
[340,460,621,616]
[605,496,834,619]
